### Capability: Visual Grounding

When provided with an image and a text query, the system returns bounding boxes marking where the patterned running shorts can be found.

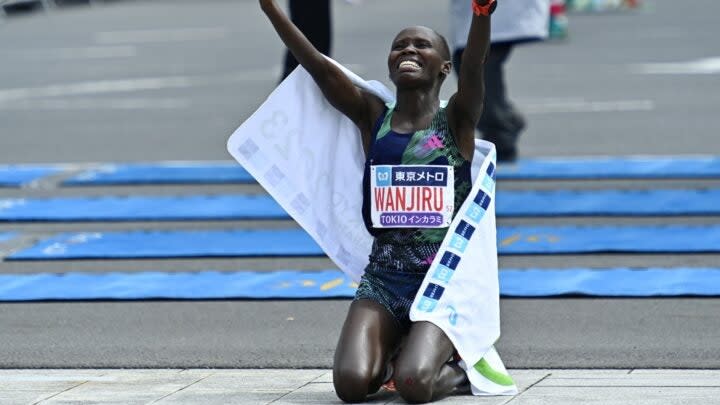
[354,238,441,332]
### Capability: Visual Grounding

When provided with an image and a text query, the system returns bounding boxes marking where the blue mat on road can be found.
[8,225,720,260]
[497,189,720,216]
[496,225,720,254]
[61,156,720,185]
[1,268,719,301]
[0,165,61,187]
[7,230,324,260]
[0,195,285,221]
[500,156,720,179]
[3,189,720,222]
[63,162,253,185]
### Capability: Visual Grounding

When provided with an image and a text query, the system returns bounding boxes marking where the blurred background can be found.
[2,0,718,165]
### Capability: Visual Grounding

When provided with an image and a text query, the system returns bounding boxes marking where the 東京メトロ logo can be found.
[375,167,392,187]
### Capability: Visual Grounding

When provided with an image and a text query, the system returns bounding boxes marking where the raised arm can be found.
[259,0,380,136]
[447,0,494,155]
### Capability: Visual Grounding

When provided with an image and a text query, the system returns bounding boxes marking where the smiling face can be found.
[388,26,452,89]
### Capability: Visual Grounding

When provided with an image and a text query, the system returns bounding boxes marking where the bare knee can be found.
[331,299,401,402]
[333,365,378,403]
[394,361,435,404]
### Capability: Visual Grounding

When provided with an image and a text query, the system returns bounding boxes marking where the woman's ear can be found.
[442,61,453,76]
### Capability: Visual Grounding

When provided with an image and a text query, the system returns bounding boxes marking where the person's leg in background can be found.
[453,43,525,162]
[475,42,525,163]
[282,0,332,80]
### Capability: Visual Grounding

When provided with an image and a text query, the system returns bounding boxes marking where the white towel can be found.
[227,60,517,396]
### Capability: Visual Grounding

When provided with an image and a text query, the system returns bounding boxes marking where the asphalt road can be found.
[1,0,719,369]
[2,299,720,369]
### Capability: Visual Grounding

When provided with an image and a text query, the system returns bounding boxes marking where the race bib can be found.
[370,165,454,228]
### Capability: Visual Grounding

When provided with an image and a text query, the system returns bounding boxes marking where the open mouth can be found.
[397,60,422,72]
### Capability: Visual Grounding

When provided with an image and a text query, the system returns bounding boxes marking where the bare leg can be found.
[394,322,468,403]
[333,299,402,403]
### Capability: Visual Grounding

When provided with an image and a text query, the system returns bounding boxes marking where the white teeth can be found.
[399,61,421,70]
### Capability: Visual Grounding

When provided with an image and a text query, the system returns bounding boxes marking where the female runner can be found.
[259,0,496,402]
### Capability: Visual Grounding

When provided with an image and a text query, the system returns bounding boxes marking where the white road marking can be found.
[523,99,655,114]
[0,61,370,103]
[2,46,137,60]
[0,97,192,110]
[0,69,277,102]
[0,76,195,102]
[632,57,720,74]
[95,27,230,44]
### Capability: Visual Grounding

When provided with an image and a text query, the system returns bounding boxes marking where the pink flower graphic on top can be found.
[422,253,437,265]
[424,134,444,151]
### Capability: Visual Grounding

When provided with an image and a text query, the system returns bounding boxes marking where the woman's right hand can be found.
[256,0,380,139]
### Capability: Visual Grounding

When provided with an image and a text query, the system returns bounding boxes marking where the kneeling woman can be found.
[258,0,496,402]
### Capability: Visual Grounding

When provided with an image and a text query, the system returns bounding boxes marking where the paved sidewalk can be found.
[2,369,719,405]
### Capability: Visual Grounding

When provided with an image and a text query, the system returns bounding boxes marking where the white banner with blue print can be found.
[411,148,517,395]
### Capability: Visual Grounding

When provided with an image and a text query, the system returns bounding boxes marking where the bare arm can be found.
[259,0,381,135]
[447,1,492,157]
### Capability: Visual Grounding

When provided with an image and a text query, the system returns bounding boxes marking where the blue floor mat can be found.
[2,189,720,222]
[0,232,16,243]
[63,162,253,185]
[7,225,720,260]
[500,156,720,179]
[498,189,720,216]
[7,229,324,260]
[0,165,61,187]
[496,225,720,254]
[0,195,285,221]
[1,268,718,301]
[61,156,720,185]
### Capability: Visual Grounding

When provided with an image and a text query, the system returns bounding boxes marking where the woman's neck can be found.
[392,88,441,132]
[395,88,440,117]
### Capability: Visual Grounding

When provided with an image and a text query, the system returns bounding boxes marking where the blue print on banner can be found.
[375,167,392,187]
[432,264,455,283]
[238,139,260,160]
[486,162,496,178]
[450,221,475,252]
[465,203,486,224]
[417,297,438,313]
[423,283,445,300]
[264,165,286,187]
[440,252,461,270]
[474,190,491,210]
[482,176,495,193]
[450,234,469,252]
[455,220,476,240]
